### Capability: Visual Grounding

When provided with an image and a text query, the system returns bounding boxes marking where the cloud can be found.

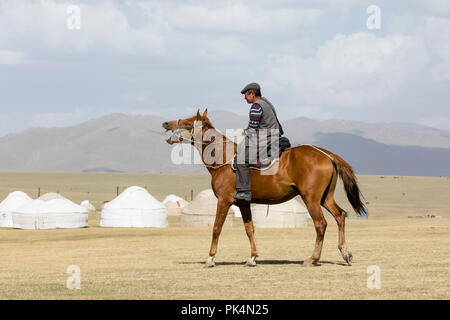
[421,16,450,82]
[0,50,24,65]
[268,32,430,108]
[0,0,323,59]
[0,0,165,55]
[0,0,448,134]
[387,13,450,82]
[166,3,323,33]
[416,0,450,16]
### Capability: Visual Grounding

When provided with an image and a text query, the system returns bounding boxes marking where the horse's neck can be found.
[208,127,236,150]
[194,127,237,170]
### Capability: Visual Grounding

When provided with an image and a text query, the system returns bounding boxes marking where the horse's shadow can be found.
[180,260,349,267]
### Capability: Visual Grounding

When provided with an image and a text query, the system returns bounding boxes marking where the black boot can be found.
[230,191,251,202]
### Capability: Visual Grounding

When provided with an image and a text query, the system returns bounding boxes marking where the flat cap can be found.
[240,82,260,94]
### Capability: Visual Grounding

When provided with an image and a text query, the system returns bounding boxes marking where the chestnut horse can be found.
[162,109,366,267]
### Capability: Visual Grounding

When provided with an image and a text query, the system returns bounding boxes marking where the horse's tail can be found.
[332,153,367,217]
[313,146,367,217]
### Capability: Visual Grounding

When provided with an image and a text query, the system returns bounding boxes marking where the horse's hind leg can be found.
[239,203,258,266]
[323,196,353,265]
[302,198,327,267]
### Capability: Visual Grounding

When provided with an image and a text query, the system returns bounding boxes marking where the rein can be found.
[172,119,236,169]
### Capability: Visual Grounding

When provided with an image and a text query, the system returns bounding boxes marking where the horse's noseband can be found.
[171,119,200,145]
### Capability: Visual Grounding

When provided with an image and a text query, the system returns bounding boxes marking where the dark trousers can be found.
[236,137,251,192]
[236,132,277,192]
[236,163,251,192]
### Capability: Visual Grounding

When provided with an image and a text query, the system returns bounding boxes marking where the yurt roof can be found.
[99,201,109,211]
[38,192,64,201]
[81,200,96,211]
[182,189,232,216]
[163,195,189,209]
[0,191,33,211]
[15,198,87,214]
[162,194,185,204]
[104,186,165,210]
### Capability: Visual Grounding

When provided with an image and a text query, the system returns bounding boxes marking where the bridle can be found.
[170,119,199,146]
[170,119,236,169]
[172,119,230,147]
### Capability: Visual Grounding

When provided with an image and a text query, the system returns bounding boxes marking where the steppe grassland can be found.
[0,172,448,299]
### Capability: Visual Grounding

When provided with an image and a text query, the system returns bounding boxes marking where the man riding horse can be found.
[231,82,284,202]
[162,86,366,267]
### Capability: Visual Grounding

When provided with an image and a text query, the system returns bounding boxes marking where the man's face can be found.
[244,90,255,104]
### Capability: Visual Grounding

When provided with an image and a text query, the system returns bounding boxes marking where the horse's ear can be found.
[202,108,208,118]
[196,109,201,120]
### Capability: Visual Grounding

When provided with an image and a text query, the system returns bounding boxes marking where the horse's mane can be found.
[202,117,237,146]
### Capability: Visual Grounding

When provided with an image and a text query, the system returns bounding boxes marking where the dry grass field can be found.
[0,172,449,299]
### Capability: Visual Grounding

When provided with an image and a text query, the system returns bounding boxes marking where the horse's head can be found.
[162,109,213,144]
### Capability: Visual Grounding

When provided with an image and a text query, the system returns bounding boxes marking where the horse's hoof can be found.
[245,259,257,267]
[302,259,318,267]
[344,252,353,265]
[204,262,215,268]
[204,256,215,268]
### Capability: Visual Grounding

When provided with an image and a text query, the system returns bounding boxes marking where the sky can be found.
[0,0,449,136]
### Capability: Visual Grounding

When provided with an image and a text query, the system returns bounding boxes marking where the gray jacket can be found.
[242,97,282,161]
[245,97,283,137]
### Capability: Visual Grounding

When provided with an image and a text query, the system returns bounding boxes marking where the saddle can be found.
[231,136,291,171]
[231,156,279,171]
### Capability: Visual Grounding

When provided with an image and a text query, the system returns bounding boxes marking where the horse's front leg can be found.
[239,203,258,267]
[204,199,232,268]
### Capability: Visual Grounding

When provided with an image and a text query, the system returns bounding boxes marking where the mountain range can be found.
[0,110,449,176]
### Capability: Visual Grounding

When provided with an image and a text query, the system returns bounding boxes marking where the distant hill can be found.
[0,111,449,176]
[0,113,204,173]
[210,110,450,149]
[313,133,450,176]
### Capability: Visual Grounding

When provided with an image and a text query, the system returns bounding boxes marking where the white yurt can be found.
[99,201,109,212]
[162,194,189,215]
[0,191,33,228]
[12,197,88,230]
[38,192,64,201]
[251,197,309,228]
[80,200,96,214]
[100,186,168,228]
[180,189,234,227]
